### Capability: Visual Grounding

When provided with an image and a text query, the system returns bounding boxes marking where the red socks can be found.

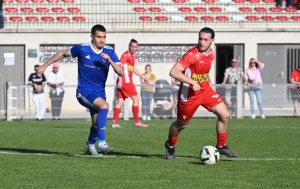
[217,132,228,147]
[168,135,178,147]
[132,106,139,123]
[113,108,121,124]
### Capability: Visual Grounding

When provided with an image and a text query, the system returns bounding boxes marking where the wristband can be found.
[142,76,145,79]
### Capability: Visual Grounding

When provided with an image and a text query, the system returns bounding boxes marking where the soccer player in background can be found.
[164,27,238,159]
[112,39,148,128]
[37,24,124,156]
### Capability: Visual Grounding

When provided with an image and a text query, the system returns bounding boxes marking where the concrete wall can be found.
[1,31,299,112]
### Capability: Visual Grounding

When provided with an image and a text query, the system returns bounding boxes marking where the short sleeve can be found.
[69,44,80,58]
[178,51,197,69]
[109,50,120,64]
[120,52,128,65]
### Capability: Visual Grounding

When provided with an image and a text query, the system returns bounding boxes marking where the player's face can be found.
[91,31,106,49]
[198,32,214,53]
[129,42,138,54]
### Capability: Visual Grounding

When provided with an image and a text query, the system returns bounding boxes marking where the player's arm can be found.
[169,62,200,91]
[207,76,214,90]
[134,67,149,83]
[101,53,124,77]
[37,49,70,75]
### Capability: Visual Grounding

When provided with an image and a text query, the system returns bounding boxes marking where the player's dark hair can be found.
[91,24,106,35]
[199,27,215,39]
[34,64,39,69]
[129,38,138,47]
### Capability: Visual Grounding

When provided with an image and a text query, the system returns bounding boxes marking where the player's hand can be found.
[36,65,46,76]
[117,82,122,89]
[101,53,110,61]
[192,82,200,91]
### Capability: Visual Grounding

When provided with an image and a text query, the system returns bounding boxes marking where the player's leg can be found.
[92,97,114,153]
[202,87,237,158]
[112,94,124,128]
[211,103,238,158]
[84,110,101,156]
[77,92,104,156]
[131,95,147,128]
[165,98,198,159]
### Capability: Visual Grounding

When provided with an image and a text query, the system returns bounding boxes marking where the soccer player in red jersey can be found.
[164,27,238,159]
[290,65,300,117]
[112,39,148,128]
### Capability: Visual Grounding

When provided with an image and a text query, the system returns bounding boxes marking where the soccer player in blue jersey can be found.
[37,24,124,156]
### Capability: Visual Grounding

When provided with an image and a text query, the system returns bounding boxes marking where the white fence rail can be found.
[1,81,299,121]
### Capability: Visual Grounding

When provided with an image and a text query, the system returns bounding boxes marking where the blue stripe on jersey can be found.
[70,43,120,95]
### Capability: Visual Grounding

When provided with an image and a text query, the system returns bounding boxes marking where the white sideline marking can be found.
[0,151,54,156]
[0,151,299,161]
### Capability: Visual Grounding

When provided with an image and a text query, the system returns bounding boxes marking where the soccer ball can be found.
[199,146,220,165]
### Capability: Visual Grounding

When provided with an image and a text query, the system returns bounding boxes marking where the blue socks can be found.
[97,109,108,143]
[87,109,109,145]
[88,125,98,145]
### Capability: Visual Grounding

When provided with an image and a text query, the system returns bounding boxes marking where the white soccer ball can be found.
[200,146,220,165]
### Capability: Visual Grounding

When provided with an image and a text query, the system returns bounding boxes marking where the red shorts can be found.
[177,86,223,122]
[117,83,138,99]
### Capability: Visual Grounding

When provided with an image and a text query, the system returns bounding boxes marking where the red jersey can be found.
[178,46,215,100]
[119,50,135,84]
[290,69,300,89]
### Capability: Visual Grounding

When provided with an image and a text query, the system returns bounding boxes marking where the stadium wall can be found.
[1,31,299,86]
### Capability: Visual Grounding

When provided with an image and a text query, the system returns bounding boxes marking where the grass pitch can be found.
[0,118,299,189]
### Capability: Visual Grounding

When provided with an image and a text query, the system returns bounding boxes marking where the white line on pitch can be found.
[0,151,299,161]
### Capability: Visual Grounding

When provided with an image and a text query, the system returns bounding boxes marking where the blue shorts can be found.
[76,89,106,116]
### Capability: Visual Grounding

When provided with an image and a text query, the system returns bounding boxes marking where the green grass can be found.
[0,118,299,189]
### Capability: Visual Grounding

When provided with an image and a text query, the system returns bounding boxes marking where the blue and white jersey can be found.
[70,43,120,95]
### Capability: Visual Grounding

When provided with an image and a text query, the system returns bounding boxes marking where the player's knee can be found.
[221,111,230,122]
[174,119,188,129]
[101,101,109,109]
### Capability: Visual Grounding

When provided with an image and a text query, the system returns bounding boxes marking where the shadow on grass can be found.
[0,147,203,161]
[0,147,62,155]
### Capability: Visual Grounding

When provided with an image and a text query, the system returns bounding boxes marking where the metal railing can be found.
[1,81,299,121]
